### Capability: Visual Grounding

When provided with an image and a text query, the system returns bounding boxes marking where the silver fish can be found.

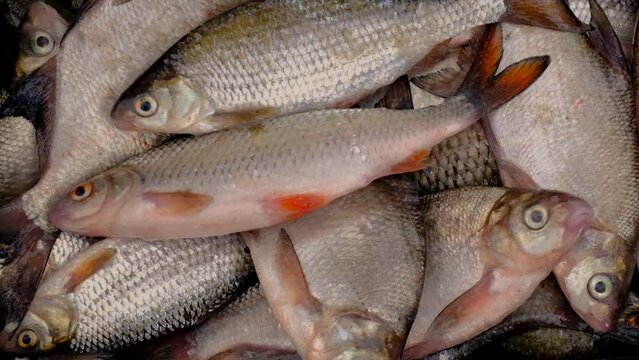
[245,178,425,360]
[49,25,550,239]
[404,187,593,358]
[0,234,255,354]
[19,0,250,229]
[41,232,91,279]
[110,0,588,135]
[0,117,38,206]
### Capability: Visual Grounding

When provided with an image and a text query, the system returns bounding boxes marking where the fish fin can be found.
[0,199,29,234]
[33,57,57,163]
[586,0,631,75]
[264,194,329,220]
[496,159,539,189]
[62,247,116,293]
[142,191,212,217]
[355,86,389,109]
[501,0,591,32]
[408,38,454,77]
[388,149,432,175]
[461,24,550,113]
[210,108,279,131]
[376,75,414,110]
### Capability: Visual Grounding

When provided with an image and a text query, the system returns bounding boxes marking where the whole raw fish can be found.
[19,0,250,229]
[110,0,588,135]
[404,187,594,358]
[245,177,424,360]
[484,1,639,332]
[0,234,255,354]
[49,24,550,239]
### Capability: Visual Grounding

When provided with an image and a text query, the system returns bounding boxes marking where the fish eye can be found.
[70,182,93,202]
[588,274,613,300]
[134,95,158,117]
[523,204,548,230]
[17,329,38,349]
[29,31,54,56]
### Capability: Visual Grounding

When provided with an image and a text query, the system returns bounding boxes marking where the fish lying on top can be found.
[0,234,255,354]
[49,24,550,239]
[482,1,639,332]
[245,177,425,359]
[15,2,67,80]
[19,0,251,230]
[403,186,594,359]
[109,0,589,135]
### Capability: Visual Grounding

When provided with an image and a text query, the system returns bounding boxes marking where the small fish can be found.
[49,24,550,239]
[14,2,68,80]
[110,0,588,135]
[0,234,255,354]
[403,186,594,358]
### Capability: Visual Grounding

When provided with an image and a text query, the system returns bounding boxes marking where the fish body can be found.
[486,16,639,331]
[110,0,588,135]
[245,178,425,360]
[0,234,255,354]
[0,116,38,206]
[41,233,91,279]
[404,186,593,358]
[20,0,249,229]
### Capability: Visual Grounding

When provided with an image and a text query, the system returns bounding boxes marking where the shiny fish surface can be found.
[0,117,38,206]
[0,234,255,354]
[20,0,249,229]
[404,187,593,358]
[110,0,588,135]
[246,178,424,359]
[41,233,91,279]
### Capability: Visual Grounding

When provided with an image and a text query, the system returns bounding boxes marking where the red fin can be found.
[142,191,212,217]
[389,149,431,174]
[63,247,116,293]
[462,24,550,113]
[268,194,329,220]
[586,0,631,75]
[502,0,591,32]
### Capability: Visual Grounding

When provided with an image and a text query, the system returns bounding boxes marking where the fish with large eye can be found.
[134,95,158,117]
[29,31,55,57]
[588,274,613,300]
[17,329,38,350]
[70,183,93,202]
[524,204,548,230]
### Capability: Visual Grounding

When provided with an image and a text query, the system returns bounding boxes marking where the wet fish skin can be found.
[245,178,424,360]
[15,2,67,80]
[41,232,91,279]
[404,186,593,358]
[0,234,255,354]
[0,116,39,206]
[110,0,588,135]
[486,15,638,332]
[20,0,250,230]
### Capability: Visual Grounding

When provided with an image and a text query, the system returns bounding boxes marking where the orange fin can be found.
[501,0,591,33]
[389,149,431,175]
[63,247,117,293]
[142,191,212,217]
[267,194,329,220]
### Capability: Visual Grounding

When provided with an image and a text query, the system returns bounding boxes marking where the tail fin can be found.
[502,0,591,32]
[461,24,550,113]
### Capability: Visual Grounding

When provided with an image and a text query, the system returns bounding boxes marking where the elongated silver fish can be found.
[0,234,255,354]
[15,1,67,79]
[19,0,250,230]
[404,187,593,358]
[49,25,550,239]
[245,178,424,360]
[484,1,639,332]
[109,0,588,135]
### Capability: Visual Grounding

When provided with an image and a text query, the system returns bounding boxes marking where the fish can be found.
[0,234,256,354]
[49,24,551,239]
[19,0,250,230]
[122,285,298,360]
[244,177,425,360]
[109,0,588,135]
[41,232,92,279]
[635,13,638,116]
[403,186,594,358]
[14,2,67,80]
[0,116,39,206]
[484,1,639,332]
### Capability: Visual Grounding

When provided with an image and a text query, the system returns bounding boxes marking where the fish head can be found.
[486,190,593,260]
[111,75,213,134]
[0,296,75,354]
[554,226,632,332]
[15,1,67,79]
[49,166,140,235]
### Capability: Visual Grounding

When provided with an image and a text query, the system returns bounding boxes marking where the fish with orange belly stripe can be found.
[48,24,551,240]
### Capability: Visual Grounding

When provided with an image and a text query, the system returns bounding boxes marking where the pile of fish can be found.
[0,0,637,358]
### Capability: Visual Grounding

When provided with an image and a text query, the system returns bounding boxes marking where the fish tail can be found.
[501,0,591,32]
[460,24,550,113]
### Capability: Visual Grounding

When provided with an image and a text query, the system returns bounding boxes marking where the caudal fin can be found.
[501,0,591,32]
[461,24,550,113]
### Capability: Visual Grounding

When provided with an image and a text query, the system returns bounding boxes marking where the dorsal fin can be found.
[586,0,631,75]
